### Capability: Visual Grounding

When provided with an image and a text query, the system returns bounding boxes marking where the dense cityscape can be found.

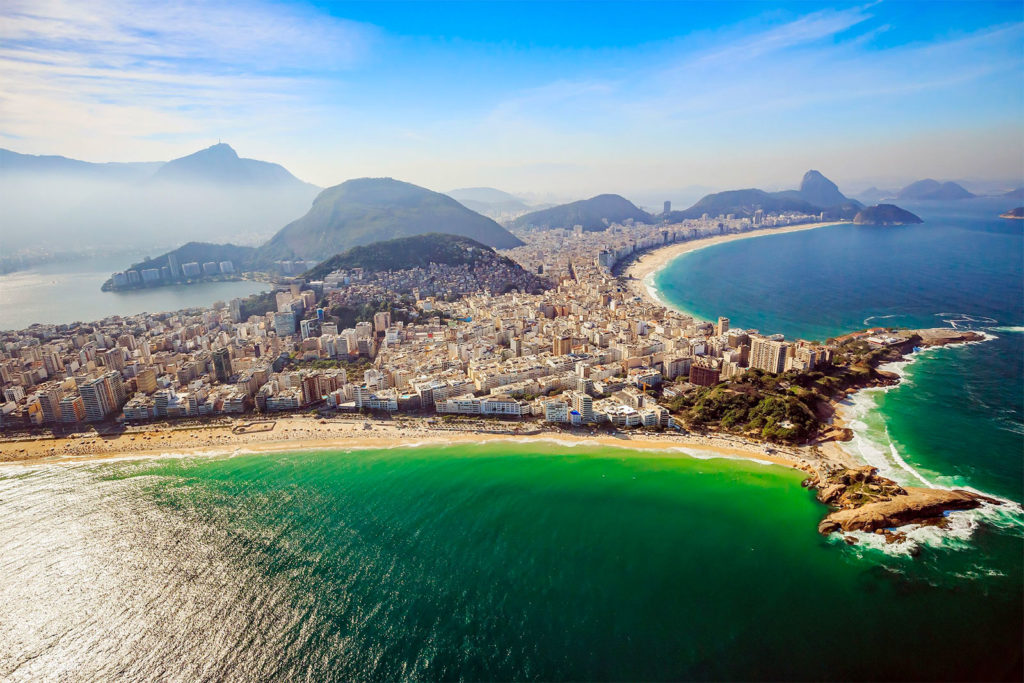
[1,212,833,434]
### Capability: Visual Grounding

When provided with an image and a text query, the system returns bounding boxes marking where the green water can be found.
[3,444,1020,680]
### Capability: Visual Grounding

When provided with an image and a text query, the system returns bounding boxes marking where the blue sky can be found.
[1,1,1021,198]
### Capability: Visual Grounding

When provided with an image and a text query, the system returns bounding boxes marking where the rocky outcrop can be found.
[808,466,999,536]
[853,204,923,225]
[819,487,996,534]
[913,328,985,347]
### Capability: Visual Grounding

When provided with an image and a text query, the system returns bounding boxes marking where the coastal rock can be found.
[818,519,841,534]
[914,328,985,347]
[818,483,846,504]
[821,488,999,533]
[806,465,997,535]
[853,204,923,226]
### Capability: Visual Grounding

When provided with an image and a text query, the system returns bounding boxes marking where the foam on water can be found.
[835,334,1024,552]
[836,501,1024,558]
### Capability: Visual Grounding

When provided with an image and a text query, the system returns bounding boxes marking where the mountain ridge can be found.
[896,179,975,200]
[511,194,652,231]
[150,143,313,188]
[256,177,524,264]
[665,170,863,221]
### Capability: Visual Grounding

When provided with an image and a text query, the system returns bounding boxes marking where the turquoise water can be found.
[654,197,1023,503]
[1,198,1021,680]
[1,445,1021,680]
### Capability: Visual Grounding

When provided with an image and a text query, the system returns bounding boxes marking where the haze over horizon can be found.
[2,0,1023,198]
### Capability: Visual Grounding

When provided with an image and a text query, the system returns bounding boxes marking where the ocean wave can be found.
[862,314,903,326]
[834,331,1023,554]
[834,501,1024,558]
[235,435,790,470]
[838,390,930,486]
[933,312,998,329]
[990,325,1024,333]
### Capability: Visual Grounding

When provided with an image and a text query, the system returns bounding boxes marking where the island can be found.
[999,207,1024,219]
[853,203,923,225]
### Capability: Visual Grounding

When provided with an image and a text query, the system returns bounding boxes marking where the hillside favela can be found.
[1,2,1022,681]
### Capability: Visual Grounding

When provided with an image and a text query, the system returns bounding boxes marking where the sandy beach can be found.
[623,221,846,311]
[0,413,854,474]
[0,222,865,476]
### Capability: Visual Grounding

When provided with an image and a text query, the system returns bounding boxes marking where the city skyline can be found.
[2,0,1022,197]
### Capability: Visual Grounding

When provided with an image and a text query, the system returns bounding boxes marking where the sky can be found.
[1,0,1022,199]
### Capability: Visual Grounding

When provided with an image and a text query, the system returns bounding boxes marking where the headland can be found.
[617,226,1006,539]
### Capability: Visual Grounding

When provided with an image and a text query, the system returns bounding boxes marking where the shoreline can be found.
[0,332,1009,542]
[0,417,839,474]
[830,331,1000,490]
[621,221,846,314]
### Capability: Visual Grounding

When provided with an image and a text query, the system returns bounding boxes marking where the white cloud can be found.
[0,0,373,160]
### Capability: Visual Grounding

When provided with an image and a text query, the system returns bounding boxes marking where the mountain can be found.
[447,187,531,216]
[665,189,824,221]
[150,143,310,188]
[896,179,975,200]
[511,194,652,231]
[999,207,1024,219]
[257,178,523,264]
[0,148,161,181]
[303,233,536,283]
[856,187,896,204]
[666,171,862,221]
[853,204,923,225]
[778,170,861,208]
[0,143,319,251]
[1001,187,1024,200]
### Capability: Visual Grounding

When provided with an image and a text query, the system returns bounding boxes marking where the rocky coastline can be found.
[807,465,998,543]
[803,327,995,542]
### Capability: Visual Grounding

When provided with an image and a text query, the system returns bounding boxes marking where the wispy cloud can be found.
[0,0,375,158]
[0,0,374,71]
[690,5,874,66]
[0,1,1019,191]
[482,8,1023,138]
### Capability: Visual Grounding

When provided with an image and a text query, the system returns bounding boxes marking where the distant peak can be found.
[201,142,238,157]
[800,169,838,190]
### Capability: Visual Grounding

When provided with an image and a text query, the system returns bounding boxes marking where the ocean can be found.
[1,198,1022,680]
[0,253,269,331]
[1,443,1022,681]
[652,197,1023,504]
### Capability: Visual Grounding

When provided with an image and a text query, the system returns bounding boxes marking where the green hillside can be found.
[125,242,256,273]
[853,204,923,225]
[511,194,652,231]
[303,233,509,279]
[256,178,523,263]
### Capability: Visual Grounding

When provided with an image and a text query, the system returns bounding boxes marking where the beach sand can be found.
[0,414,853,474]
[623,221,846,311]
[0,221,862,475]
